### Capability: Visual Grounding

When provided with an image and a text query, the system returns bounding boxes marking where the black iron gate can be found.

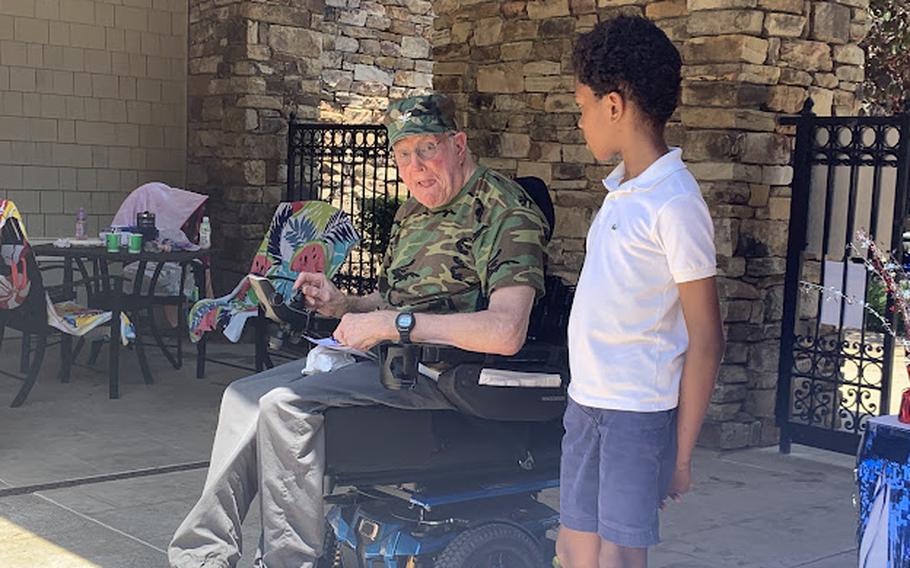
[777,100,910,454]
[286,118,408,295]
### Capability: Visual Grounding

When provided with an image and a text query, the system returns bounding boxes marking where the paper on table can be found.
[304,335,376,360]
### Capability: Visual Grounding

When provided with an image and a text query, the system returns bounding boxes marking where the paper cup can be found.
[106,232,120,253]
[128,233,143,254]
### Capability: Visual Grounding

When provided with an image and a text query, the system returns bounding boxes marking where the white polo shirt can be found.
[568,148,716,411]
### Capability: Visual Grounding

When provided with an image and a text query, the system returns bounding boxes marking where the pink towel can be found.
[112,182,208,244]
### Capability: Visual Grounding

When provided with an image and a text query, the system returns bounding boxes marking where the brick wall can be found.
[0,0,187,237]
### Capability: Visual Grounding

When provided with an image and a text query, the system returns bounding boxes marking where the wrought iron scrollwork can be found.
[286,123,406,296]
[789,334,885,434]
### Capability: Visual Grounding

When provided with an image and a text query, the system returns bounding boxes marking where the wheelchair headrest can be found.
[514,176,554,240]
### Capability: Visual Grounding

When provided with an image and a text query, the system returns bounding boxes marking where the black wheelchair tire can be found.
[433,522,547,568]
[316,523,340,568]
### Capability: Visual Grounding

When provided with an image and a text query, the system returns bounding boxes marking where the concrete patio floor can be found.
[0,332,858,568]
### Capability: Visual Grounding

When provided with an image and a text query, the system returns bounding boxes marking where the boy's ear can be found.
[604,91,626,123]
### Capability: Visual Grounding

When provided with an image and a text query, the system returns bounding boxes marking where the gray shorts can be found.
[559,397,677,548]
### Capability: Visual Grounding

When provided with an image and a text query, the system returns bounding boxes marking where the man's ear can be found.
[451,131,469,160]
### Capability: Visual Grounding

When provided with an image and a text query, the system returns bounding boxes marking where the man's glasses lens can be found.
[394,139,443,167]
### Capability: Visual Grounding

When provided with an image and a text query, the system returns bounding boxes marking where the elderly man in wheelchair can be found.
[169,94,570,568]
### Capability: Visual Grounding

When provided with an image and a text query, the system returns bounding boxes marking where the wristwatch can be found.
[395,311,416,343]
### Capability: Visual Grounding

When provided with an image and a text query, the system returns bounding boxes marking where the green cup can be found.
[128,233,143,254]
[106,232,120,253]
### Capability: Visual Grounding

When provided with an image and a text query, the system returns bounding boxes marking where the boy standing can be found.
[558,16,725,568]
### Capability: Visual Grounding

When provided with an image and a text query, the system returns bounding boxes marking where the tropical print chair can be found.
[0,200,134,407]
[188,201,358,376]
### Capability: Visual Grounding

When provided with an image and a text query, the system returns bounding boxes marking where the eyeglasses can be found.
[393,134,453,167]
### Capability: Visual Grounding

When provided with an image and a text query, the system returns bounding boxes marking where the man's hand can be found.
[662,461,693,509]
[293,272,347,318]
[332,311,396,351]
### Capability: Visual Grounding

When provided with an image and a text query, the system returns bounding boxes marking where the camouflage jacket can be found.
[378,166,548,314]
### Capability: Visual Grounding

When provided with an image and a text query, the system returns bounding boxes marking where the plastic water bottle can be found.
[75,207,86,239]
[199,216,211,249]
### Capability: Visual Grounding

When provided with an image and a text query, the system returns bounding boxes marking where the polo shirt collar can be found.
[602,147,685,195]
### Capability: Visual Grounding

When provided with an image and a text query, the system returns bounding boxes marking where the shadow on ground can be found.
[0,333,857,567]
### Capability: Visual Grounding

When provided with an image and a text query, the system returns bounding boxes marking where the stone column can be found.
[187,0,324,274]
[187,0,437,276]
[680,0,868,448]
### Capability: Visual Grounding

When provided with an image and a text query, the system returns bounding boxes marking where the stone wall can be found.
[183,0,870,448]
[0,0,187,238]
[320,0,434,123]
[186,0,323,272]
[431,0,869,449]
[186,0,435,272]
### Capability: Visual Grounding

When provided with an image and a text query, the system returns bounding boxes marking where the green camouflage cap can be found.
[383,94,459,147]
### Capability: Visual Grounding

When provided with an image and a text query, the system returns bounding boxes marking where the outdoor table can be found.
[857,414,910,567]
[30,243,211,399]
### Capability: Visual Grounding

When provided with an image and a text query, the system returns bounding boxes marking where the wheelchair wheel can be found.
[433,522,546,568]
[316,523,340,568]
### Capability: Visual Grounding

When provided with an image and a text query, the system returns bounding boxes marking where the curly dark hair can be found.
[572,15,682,127]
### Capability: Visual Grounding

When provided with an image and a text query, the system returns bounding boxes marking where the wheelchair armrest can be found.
[378,341,562,389]
[378,340,568,422]
[436,363,567,422]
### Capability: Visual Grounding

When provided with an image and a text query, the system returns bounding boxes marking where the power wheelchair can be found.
[261,177,573,568]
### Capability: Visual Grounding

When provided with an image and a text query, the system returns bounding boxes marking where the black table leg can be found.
[134,321,154,385]
[11,335,46,408]
[88,338,104,365]
[109,309,120,399]
[196,335,207,379]
[255,311,267,372]
[19,333,30,373]
[175,262,189,370]
[149,317,179,369]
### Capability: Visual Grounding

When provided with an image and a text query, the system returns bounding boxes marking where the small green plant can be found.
[862,0,910,114]
[360,195,402,256]
[867,277,888,334]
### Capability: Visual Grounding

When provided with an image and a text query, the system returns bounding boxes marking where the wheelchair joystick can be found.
[265,289,313,332]
[288,289,308,311]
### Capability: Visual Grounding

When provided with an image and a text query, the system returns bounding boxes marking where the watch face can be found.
[397,313,414,329]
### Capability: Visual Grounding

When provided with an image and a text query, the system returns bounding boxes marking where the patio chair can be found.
[189,201,358,378]
[87,182,210,370]
[0,200,134,407]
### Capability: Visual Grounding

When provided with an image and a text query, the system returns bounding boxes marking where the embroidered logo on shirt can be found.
[611,224,618,231]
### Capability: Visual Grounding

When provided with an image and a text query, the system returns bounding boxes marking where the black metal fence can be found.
[777,100,910,454]
[287,119,408,295]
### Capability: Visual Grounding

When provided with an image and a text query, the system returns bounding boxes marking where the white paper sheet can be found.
[304,335,376,360]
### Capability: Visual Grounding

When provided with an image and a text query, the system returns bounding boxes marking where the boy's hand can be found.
[661,462,693,509]
[293,272,347,317]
